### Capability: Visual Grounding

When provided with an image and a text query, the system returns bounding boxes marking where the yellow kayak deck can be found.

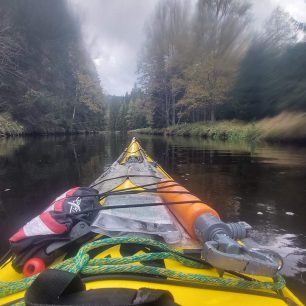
[0,138,303,305]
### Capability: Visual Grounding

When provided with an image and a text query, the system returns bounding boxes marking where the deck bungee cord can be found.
[24,180,206,217]
[0,236,286,302]
[90,174,163,189]
[67,200,208,215]
[0,138,302,306]
[3,169,284,278]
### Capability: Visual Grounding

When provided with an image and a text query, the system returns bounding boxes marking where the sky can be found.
[71,0,306,96]
[71,0,157,95]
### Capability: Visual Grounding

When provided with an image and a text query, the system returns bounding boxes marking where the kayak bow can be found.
[0,137,303,305]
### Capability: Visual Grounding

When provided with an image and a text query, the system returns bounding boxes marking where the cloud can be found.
[271,0,306,22]
[70,0,157,95]
[251,0,306,25]
[70,0,306,96]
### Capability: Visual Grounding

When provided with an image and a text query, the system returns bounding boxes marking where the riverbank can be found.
[0,113,104,137]
[0,114,24,137]
[131,112,306,143]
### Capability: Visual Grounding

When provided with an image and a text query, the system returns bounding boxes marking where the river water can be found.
[0,133,306,302]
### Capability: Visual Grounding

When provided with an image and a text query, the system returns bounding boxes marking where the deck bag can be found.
[9,187,100,272]
[91,194,185,244]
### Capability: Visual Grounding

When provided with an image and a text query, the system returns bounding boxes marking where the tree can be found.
[0,0,105,133]
[232,7,304,120]
[72,72,104,130]
[105,94,129,132]
[261,7,298,51]
[138,0,251,126]
[138,0,191,127]
[0,11,22,79]
[181,0,251,121]
[126,85,147,130]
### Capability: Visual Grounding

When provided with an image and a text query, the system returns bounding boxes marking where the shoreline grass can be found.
[0,113,24,137]
[0,113,105,137]
[130,112,306,143]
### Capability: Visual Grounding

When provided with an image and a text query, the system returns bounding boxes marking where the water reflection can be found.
[0,134,128,252]
[0,134,306,301]
[136,135,306,301]
[0,138,25,158]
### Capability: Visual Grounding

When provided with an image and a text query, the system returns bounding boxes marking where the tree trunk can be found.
[171,92,175,126]
[165,93,170,127]
[210,104,215,122]
[71,103,76,131]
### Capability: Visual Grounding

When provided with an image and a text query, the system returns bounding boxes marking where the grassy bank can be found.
[259,112,306,142]
[0,113,104,137]
[0,113,24,137]
[131,112,306,143]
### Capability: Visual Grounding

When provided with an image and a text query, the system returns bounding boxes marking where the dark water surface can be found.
[1,134,306,302]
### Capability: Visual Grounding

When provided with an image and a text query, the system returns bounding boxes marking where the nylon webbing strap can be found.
[23,269,178,306]
[0,237,286,302]
[25,269,84,305]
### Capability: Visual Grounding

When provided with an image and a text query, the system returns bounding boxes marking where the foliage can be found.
[138,0,191,128]
[132,112,306,143]
[105,94,131,132]
[230,8,305,121]
[106,95,125,131]
[0,0,105,135]
[138,0,251,128]
[132,120,261,142]
[135,1,305,130]
[106,85,149,131]
[0,113,24,136]
[258,112,306,142]
[126,86,148,130]
[232,41,306,120]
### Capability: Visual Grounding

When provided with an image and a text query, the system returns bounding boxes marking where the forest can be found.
[0,0,306,136]
[0,0,105,135]
[108,0,306,131]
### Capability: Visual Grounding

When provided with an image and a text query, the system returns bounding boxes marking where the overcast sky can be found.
[71,0,306,96]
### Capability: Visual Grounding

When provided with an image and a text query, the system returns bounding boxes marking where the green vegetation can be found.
[259,112,306,142]
[109,1,306,135]
[137,0,251,127]
[132,122,261,142]
[131,112,306,143]
[1,0,305,139]
[232,29,306,120]
[0,0,105,136]
[0,113,24,136]
[106,85,148,132]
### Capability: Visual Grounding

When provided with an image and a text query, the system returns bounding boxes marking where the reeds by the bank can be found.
[259,112,306,142]
[131,112,306,143]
